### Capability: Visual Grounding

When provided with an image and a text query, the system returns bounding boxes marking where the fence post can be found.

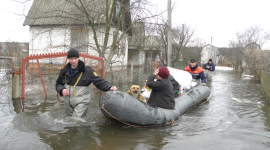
[21,58,26,99]
[37,59,47,98]
[12,66,20,99]
[130,59,133,82]
[101,60,104,79]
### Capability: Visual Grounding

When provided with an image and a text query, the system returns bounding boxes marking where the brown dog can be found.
[127,85,147,103]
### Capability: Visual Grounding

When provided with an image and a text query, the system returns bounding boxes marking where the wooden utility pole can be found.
[167,0,172,67]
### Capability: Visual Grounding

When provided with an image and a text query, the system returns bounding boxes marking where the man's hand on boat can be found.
[110,86,118,91]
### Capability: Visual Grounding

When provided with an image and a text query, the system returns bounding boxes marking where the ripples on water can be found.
[1,66,270,150]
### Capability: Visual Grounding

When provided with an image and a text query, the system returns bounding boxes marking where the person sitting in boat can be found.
[203,59,215,71]
[184,59,207,85]
[152,68,180,97]
[146,67,175,109]
[168,74,180,97]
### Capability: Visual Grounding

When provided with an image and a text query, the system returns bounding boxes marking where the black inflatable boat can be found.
[99,85,210,127]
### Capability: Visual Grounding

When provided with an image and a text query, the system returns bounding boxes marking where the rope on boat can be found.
[187,93,197,107]
[100,104,177,128]
[99,91,211,127]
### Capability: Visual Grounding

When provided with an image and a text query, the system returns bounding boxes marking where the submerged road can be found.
[1,66,270,149]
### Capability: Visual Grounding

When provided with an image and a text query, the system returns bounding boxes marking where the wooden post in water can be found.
[12,66,20,99]
[130,59,133,82]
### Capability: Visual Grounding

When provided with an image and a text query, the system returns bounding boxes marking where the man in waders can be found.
[184,59,207,85]
[203,59,215,81]
[56,49,117,118]
[203,59,215,71]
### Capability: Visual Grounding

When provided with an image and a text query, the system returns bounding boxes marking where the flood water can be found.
[1,66,270,150]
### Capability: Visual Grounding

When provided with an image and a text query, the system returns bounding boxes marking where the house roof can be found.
[23,0,132,27]
[24,0,109,26]
[202,44,218,48]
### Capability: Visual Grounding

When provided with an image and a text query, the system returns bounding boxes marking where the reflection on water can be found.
[1,66,270,149]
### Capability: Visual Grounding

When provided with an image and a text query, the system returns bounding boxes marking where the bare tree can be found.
[21,0,162,76]
[171,24,195,67]
[229,26,270,81]
[148,21,197,67]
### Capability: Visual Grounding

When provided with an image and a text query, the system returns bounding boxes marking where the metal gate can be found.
[17,52,104,99]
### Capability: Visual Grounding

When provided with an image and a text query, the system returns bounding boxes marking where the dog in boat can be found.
[127,85,147,103]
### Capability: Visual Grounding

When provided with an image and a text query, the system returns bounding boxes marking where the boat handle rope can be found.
[196,89,201,94]
[187,93,197,107]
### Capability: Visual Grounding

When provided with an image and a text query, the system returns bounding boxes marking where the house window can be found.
[70,27,88,53]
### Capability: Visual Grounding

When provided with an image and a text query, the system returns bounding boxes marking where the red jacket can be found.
[185,65,203,74]
[184,64,207,83]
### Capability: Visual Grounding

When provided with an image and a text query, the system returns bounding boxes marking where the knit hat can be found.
[67,49,80,58]
[158,67,170,79]
[208,59,212,62]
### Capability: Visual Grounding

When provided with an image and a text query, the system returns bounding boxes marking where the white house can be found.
[23,0,131,67]
[200,44,220,65]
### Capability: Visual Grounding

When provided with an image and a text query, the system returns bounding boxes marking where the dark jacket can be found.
[203,62,215,71]
[184,64,207,83]
[146,74,175,109]
[56,60,112,96]
[168,75,180,96]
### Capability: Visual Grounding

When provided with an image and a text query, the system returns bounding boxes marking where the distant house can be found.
[128,22,164,67]
[23,0,131,67]
[0,42,29,66]
[200,44,220,65]
[0,42,29,57]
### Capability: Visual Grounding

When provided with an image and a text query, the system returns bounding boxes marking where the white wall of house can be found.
[29,26,70,54]
[28,25,128,67]
[29,26,70,63]
[139,51,145,65]
[201,44,219,65]
[129,50,145,66]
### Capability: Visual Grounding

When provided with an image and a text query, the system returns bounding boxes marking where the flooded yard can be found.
[1,66,270,150]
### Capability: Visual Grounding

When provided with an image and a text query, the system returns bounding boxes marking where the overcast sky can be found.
[1,0,270,48]
[0,0,31,43]
[150,0,270,48]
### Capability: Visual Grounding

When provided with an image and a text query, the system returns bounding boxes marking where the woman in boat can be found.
[146,67,175,109]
